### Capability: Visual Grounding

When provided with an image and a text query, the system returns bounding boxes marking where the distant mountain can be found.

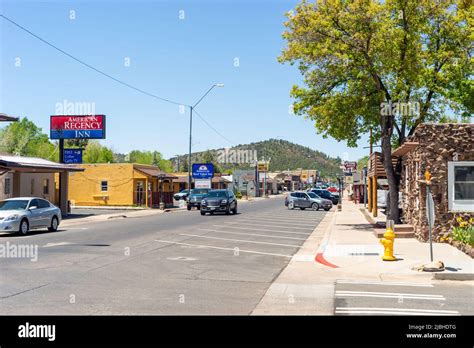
[170,139,343,178]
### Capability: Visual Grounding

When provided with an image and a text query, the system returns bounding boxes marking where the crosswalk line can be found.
[335,307,459,315]
[336,280,434,287]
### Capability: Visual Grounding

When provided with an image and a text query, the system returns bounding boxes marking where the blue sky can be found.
[1,0,369,162]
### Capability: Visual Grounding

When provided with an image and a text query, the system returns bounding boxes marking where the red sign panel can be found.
[50,115,106,139]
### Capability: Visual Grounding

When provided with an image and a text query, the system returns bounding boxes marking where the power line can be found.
[193,109,235,146]
[1,14,237,148]
[0,14,186,107]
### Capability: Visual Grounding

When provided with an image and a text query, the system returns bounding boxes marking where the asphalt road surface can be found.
[0,197,327,314]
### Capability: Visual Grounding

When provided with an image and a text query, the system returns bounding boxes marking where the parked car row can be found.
[285,191,333,211]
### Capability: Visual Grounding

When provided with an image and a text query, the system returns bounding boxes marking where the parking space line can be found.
[197,228,307,241]
[179,233,301,247]
[226,221,314,231]
[211,225,311,235]
[246,215,322,223]
[245,216,318,226]
[235,217,317,227]
[246,214,323,222]
[154,239,292,258]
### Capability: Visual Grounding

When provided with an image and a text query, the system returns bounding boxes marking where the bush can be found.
[451,216,474,246]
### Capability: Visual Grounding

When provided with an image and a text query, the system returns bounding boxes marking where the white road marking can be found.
[179,233,301,247]
[211,225,311,235]
[247,215,322,222]
[198,228,307,241]
[335,307,459,315]
[336,291,444,300]
[336,291,443,298]
[335,310,457,316]
[43,242,72,248]
[247,214,322,222]
[241,217,317,227]
[154,239,292,258]
[336,280,434,287]
[226,221,313,231]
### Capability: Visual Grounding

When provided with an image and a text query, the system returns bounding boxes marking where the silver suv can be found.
[285,191,332,211]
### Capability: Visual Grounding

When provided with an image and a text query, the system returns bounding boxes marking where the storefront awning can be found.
[392,142,420,157]
[134,166,178,180]
[0,155,84,173]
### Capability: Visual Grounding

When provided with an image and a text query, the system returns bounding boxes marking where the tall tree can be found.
[0,118,57,160]
[82,141,114,163]
[127,150,173,172]
[280,0,472,222]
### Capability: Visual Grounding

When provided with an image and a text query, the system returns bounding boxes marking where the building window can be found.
[30,179,35,195]
[43,179,49,195]
[4,178,11,195]
[448,161,474,212]
[101,180,108,192]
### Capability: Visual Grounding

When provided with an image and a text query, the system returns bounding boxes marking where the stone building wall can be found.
[400,123,474,241]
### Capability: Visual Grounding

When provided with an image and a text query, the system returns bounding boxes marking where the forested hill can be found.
[171,139,343,178]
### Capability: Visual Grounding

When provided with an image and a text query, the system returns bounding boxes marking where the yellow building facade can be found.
[68,163,176,207]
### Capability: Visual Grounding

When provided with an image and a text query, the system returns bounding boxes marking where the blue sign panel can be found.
[192,163,214,179]
[63,149,83,164]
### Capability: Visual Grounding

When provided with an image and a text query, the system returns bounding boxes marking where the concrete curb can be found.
[433,272,474,281]
[61,208,186,227]
[252,211,336,315]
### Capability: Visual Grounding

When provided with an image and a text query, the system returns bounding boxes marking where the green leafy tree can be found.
[127,150,173,171]
[280,0,472,222]
[357,156,369,170]
[0,118,57,160]
[82,141,114,163]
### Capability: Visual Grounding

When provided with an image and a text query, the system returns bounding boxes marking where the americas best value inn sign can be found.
[50,115,106,139]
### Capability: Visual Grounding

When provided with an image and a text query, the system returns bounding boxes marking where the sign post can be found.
[50,115,107,217]
[425,171,435,262]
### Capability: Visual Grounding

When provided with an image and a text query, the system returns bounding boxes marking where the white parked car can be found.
[0,197,62,235]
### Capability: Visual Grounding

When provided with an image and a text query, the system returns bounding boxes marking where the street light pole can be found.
[188,106,193,194]
[187,84,224,194]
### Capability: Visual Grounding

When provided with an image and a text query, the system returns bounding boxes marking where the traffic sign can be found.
[426,191,435,229]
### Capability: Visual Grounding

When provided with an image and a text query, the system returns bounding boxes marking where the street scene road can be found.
[0,197,327,314]
[0,3,472,344]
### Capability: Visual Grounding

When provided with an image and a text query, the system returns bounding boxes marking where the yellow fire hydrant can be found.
[380,219,396,261]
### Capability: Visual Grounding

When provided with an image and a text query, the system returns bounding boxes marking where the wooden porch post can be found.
[368,177,373,212]
[145,178,149,207]
[372,176,378,217]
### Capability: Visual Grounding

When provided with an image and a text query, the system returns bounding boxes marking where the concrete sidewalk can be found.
[253,198,473,315]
